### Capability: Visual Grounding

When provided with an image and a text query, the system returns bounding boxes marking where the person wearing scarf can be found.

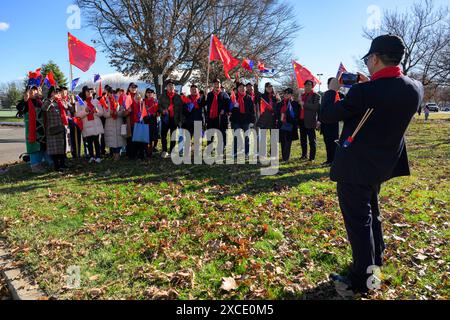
[142,88,160,159]
[299,80,321,161]
[60,87,81,159]
[277,88,299,162]
[124,82,146,160]
[319,78,344,166]
[17,86,50,173]
[205,79,231,157]
[181,84,205,140]
[157,80,184,158]
[42,87,68,171]
[75,86,104,164]
[320,35,424,298]
[102,86,126,162]
[230,82,256,160]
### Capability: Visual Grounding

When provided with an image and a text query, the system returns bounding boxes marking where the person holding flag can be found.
[102,85,126,162]
[141,88,159,159]
[205,79,231,157]
[230,82,256,160]
[181,84,206,146]
[158,80,184,158]
[299,80,321,162]
[278,88,299,162]
[75,86,104,164]
[43,87,68,171]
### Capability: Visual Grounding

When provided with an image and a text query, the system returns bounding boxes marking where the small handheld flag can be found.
[71,78,80,91]
[75,95,85,106]
[242,59,254,72]
[94,74,101,83]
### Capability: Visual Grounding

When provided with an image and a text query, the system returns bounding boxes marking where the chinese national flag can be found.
[68,33,97,72]
[292,60,321,89]
[209,35,240,79]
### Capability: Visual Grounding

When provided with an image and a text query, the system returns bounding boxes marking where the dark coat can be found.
[230,94,256,126]
[158,91,184,127]
[320,76,424,185]
[205,91,231,130]
[277,99,300,140]
[182,95,206,131]
[256,92,278,129]
[302,92,321,129]
[320,90,341,138]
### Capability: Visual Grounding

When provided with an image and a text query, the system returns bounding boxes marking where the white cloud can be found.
[0,22,10,31]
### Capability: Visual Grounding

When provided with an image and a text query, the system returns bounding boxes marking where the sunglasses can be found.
[364,54,376,66]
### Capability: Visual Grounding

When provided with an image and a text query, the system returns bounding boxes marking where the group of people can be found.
[17,76,346,173]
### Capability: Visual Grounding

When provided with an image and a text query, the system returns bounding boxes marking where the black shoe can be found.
[300,156,308,160]
[322,162,332,167]
[330,274,369,298]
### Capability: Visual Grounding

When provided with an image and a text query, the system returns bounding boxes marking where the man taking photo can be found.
[320,34,424,297]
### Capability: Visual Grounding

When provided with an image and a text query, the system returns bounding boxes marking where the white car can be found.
[425,103,439,112]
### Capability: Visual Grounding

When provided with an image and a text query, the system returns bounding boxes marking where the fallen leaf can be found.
[220,277,238,292]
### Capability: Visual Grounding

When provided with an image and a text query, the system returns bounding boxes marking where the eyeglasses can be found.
[364,54,376,66]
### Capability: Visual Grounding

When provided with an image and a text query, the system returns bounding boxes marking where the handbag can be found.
[280,122,294,132]
[132,122,150,144]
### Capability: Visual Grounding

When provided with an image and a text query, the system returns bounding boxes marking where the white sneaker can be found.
[161,152,168,158]
[89,157,95,164]
[95,158,102,164]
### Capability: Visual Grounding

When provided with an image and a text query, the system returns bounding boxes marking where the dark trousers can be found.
[86,135,101,159]
[280,130,293,161]
[69,120,82,159]
[161,117,177,154]
[323,130,339,164]
[337,182,385,292]
[232,122,250,156]
[51,154,66,170]
[299,121,317,160]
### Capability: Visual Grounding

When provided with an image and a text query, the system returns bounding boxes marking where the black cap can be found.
[284,88,294,94]
[245,82,253,87]
[236,82,245,88]
[265,82,273,88]
[362,34,406,60]
[212,79,221,84]
[304,80,314,86]
[82,85,94,92]
[190,84,198,89]
[145,88,155,94]
[129,82,138,89]
[166,79,176,86]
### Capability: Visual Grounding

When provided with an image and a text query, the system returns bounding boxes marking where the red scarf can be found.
[371,66,403,81]
[300,91,314,120]
[238,92,246,114]
[56,99,69,126]
[268,93,274,107]
[210,90,220,119]
[281,99,290,123]
[144,98,158,115]
[190,95,201,109]
[86,97,96,121]
[130,93,140,125]
[167,91,175,118]
[27,99,38,143]
[109,96,118,120]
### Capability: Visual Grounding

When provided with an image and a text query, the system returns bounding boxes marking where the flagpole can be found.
[206,34,212,93]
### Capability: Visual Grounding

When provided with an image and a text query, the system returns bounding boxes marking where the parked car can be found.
[425,103,439,112]
[443,106,450,112]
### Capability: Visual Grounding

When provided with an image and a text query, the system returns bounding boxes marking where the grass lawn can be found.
[0,110,23,123]
[0,113,448,300]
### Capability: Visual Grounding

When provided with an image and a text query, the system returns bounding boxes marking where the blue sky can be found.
[0,0,447,87]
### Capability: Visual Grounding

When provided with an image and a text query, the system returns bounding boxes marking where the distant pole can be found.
[206,35,212,93]
[317,73,323,92]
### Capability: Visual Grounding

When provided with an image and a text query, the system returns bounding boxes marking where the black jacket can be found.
[320,76,423,185]
[205,91,231,129]
[230,94,256,125]
[320,90,342,138]
[256,93,278,129]
[182,95,205,128]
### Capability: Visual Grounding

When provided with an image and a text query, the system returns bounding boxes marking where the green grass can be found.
[0,113,449,300]
[0,110,22,123]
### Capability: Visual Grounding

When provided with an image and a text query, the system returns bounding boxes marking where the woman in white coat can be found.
[103,86,126,161]
[75,86,104,163]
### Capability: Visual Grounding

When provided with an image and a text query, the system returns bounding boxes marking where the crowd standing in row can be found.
[17,77,345,173]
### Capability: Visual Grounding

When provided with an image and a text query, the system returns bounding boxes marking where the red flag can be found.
[209,35,240,79]
[28,68,41,79]
[260,98,273,113]
[68,32,97,72]
[46,71,57,87]
[292,60,321,89]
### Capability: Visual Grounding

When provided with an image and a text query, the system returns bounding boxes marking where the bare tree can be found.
[363,0,449,86]
[77,0,300,93]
